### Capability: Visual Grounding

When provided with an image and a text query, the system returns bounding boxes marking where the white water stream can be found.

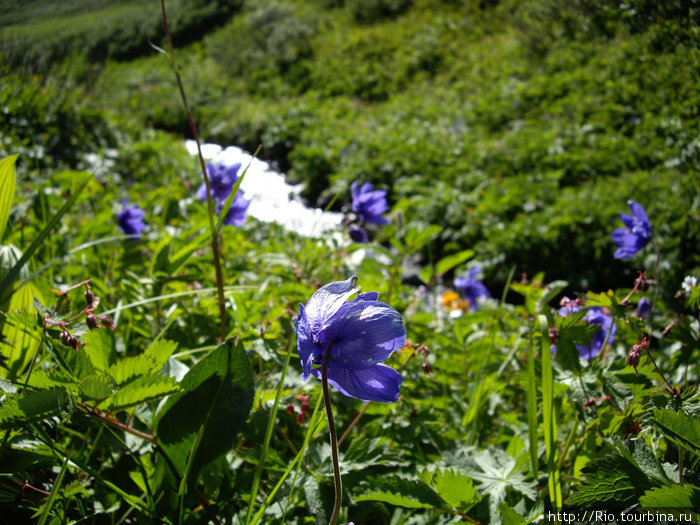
[185,140,344,237]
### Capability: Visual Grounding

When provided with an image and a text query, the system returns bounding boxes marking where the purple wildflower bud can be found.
[351,182,391,225]
[611,200,652,259]
[454,267,490,311]
[98,316,116,330]
[117,197,146,237]
[636,297,651,319]
[626,337,647,374]
[295,277,405,402]
[86,313,99,330]
[349,224,369,244]
[85,289,95,307]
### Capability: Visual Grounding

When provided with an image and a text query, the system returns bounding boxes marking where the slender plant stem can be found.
[322,346,342,525]
[159,0,227,341]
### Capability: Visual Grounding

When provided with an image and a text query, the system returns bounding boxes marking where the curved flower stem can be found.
[159,0,227,341]
[322,345,342,525]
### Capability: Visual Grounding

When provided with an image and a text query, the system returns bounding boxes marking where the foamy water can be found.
[185,141,344,237]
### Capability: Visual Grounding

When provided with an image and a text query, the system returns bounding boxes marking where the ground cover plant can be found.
[1,0,699,523]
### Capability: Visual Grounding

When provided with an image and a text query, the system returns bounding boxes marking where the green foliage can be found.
[0,1,698,523]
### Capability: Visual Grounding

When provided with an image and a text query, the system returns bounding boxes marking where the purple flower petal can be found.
[316,300,406,369]
[304,277,360,337]
[311,362,403,402]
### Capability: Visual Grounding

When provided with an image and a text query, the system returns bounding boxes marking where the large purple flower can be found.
[117,197,146,237]
[295,277,405,402]
[611,201,652,259]
[454,267,490,311]
[196,162,250,226]
[351,182,391,225]
[557,305,617,360]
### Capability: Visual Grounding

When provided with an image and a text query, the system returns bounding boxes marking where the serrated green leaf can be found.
[101,374,180,412]
[499,503,527,525]
[354,476,444,509]
[155,339,254,479]
[639,484,700,515]
[0,155,18,242]
[107,354,162,385]
[0,388,68,428]
[651,409,700,458]
[144,339,178,371]
[83,328,116,371]
[431,468,478,509]
[566,454,653,507]
[78,373,118,400]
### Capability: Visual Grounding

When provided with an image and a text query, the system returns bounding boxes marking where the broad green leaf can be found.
[155,339,254,479]
[651,409,700,458]
[639,484,700,515]
[0,154,17,242]
[0,174,91,303]
[101,374,180,412]
[354,476,444,509]
[0,282,43,379]
[78,372,118,400]
[566,454,653,507]
[83,328,116,371]
[0,388,68,428]
[435,249,475,277]
[430,468,478,509]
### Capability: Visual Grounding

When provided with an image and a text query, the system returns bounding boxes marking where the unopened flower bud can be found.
[584,398,597,408]
[98,316,116,330]
[549,326,559,345]
[296,412,306,424]
[85,289,95,307]
[422,362,433,377]
[286,402,295,415]
[86,313,99,330]
[626,337,647,374]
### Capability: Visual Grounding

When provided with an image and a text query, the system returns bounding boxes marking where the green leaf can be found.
[499,503,527,525]
[639,484,700,515]
[150,236,172,277]
[155,339,254,479]
[101,374,180,412]
[0,388,68,428]
[354,476,444,509]
[566,454,653,507]
[0,282,43,379]
[651,409,700,458]
[0,174,91,303]
[435,249,475,278]
[78,372,118,400]
[404,225,442,252]
[430,468,478,509]
[0,154,18,242]
[83,328,116,371]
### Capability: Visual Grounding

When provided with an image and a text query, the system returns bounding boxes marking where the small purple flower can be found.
[117,197,146,237]
[196,162,250,226]
[196,162,242,203]
[454,267,490,311]
[349,224,369,244]
[295,277,405,402]
[557,305,617,360]
[636,297,651,319]
[611,201,652,259]
[351,182,391,225]
[219,192,251,227]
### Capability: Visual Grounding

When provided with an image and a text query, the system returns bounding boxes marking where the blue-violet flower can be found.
[351,182,391,225]
[196,162,250,226]
[611,200,652,259]
[636,297,651,319]
[117,197,146,237]
[349,224,369,244]
[454,267,490,311]
[557,305,617,360]
[295,276,405,402]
